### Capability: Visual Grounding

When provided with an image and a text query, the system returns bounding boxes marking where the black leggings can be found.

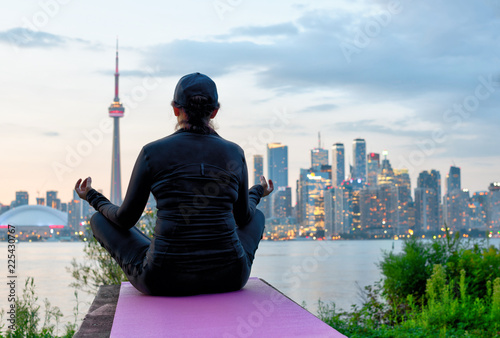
[90,210,265,295]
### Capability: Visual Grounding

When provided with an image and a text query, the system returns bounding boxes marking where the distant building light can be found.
[307,174,322,180]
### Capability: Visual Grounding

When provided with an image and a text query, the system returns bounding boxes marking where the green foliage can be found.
[379,237,434,305]
[381,230,500,308]
[0,277,77,338]
[1,211,156,337]
[492,278,500,323]
[67,209,156,294]
[320,233,500,337]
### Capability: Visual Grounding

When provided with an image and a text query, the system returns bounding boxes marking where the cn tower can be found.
[108,39,124,205]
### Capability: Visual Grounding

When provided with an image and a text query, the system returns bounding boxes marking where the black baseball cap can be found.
[173,72,218,107]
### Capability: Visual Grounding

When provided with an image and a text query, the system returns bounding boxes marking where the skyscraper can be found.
[253,155,263,186]
[253,154,270,218]
[334,180,356,234]
[352,138,367,183]
[470,191,488,229]
[311,132,328,171]
[446,166,461,194]
[296,169,331,228]
[109,40,125,205]
[394,168,412,233]
[367,152,380,186]
[311,148,328,171]
[46,191,60,209]
[414,170,441,232]
[273,187,292,218]
[332,143,345,187]
[377,152,396,187]
[488,182,500,229]
[359,155,398,237]
[267,143,288,188]
[444,166,466,230]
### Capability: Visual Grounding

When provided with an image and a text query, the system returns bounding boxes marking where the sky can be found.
[1,0,500,206]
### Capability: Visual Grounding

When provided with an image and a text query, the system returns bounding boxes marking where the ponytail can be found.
[175,96,219,134]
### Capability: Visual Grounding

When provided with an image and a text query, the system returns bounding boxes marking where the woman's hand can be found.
[259,176,274,197]
[75,177,93,200]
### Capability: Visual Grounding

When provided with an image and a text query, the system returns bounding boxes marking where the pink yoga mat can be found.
[110,277,345,337]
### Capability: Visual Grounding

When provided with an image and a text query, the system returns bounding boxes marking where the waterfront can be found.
[1,239,499,332]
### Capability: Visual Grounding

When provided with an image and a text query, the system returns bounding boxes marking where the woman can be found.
[75,72,273,296]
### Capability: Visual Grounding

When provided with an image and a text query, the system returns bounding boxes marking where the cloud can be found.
[0,28,66,48]
[0,28,98,49]
[330,119,430,138]
[137,3,500,93]
[2,123,60,138]
[123,0,500,138]
[225,22,299,38]
[299,104,338,113]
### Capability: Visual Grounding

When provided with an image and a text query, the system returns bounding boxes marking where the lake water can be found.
[2,238,498,333]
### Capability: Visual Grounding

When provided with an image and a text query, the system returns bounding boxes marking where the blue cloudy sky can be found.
[1,0,500,205]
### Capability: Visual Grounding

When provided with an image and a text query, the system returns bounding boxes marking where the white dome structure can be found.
[0,205,67,227]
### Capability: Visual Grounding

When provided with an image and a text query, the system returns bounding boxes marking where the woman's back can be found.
[147,129,244,222]
[143,129,249,275]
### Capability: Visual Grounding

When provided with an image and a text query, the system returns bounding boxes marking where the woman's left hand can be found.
[75,177,93,200]
[260,176,274,197]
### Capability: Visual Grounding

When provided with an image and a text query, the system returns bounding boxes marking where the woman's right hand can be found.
[75,177,93,200]
[260,176,274,197]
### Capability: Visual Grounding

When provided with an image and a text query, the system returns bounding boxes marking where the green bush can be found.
[319,233,500,337]
[0,277,76,338]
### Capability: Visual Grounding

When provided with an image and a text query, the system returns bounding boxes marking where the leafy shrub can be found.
[320,233,500,337]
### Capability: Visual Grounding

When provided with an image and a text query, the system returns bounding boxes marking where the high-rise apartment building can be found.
[414,170,441,232]
[46,191,60,210]
[332,143,345,187]
[296,169,331,229]
[273,187,292,218]
[253,155,264,186]
[334,180,357,234]
[324,187,336,236]
[394,168,412,233]
[444,166,467,230]
[446,166,461,194]
[13,191,29,208]
[359,155,398,237]
[470,191,488,229]
[488,182,500,229]
[367,152,380,186]
[352,138,367,183]
[257,155,271,221]
[68,198,81,230]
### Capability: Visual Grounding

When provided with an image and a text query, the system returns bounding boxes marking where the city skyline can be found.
[1,1,500,204]
[3,137,499,208]
[4,138,498,239]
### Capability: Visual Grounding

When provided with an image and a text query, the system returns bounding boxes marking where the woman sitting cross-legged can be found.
[75,72,273,296]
